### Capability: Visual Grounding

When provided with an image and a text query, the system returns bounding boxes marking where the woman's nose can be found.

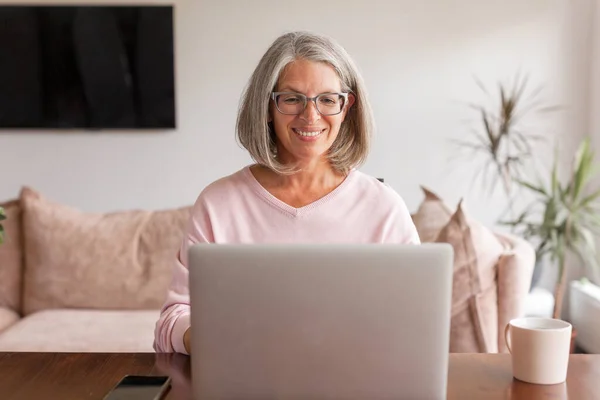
[300,99,321,123]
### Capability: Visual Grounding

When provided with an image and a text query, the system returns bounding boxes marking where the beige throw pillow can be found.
[412,187,505,353]
[411,186,454,243]
[436,202,503,353]
[20,187,191,315]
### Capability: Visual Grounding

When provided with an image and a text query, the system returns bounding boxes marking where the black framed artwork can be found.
[0,5,176,130]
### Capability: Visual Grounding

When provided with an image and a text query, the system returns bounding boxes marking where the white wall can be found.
[593,1,600,145]
[585,0,600,287]
[538,0,598,316]
[0,0,594,233]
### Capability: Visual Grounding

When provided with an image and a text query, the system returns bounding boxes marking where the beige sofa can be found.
[0,186,534,353]
[0,188,190,352]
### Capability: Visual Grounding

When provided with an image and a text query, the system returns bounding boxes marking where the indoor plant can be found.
[502,137,600,319]
[452,73,559,221]
[452,73,560,288]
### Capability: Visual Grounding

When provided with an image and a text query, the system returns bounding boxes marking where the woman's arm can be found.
[383,188,421,245]
[153,249,194,354]
[154,197,213,354]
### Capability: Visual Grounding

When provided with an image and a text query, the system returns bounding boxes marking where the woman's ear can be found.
[342,93,356,120]
[347,93,356,109]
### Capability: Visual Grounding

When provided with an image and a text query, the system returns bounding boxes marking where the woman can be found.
[154,31,420,354]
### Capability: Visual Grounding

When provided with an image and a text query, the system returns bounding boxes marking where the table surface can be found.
[0,352,598,399]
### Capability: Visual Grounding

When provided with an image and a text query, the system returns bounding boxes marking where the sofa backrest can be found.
[494,231,535,352]
[3,187,191,316]
[1,185,534,353]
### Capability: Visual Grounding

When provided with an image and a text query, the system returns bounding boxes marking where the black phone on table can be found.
[103,375,171,400]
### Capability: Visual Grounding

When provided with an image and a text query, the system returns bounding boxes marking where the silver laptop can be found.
[189,243,453,400]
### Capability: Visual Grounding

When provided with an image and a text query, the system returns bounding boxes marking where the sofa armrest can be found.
[0,307,20,334]
[495,232,535,353]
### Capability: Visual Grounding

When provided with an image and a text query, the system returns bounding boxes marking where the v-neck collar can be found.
[243,166,356,218]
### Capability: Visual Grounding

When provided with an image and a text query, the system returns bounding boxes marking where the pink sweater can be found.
[153,166,420,354]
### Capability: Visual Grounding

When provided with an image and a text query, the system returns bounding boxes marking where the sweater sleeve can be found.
[405,221,421,244]
[153,197,213,354]
[382,184,421,245]
[398,204,421,245]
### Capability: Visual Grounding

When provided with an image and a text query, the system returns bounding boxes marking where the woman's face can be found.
[270,59,355,167]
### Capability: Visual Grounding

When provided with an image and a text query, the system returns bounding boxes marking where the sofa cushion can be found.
[0,307,20,334]
[0,309,159,352]
[435,201,504,353]
[411,186,454,242]
[0,199,24,313]
[412,186,506,353]
[20,187,190,315]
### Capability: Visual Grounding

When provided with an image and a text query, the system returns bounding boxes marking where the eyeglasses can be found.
[271,92,349,116]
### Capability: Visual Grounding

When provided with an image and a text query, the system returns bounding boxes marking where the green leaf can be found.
[572,137,595,200]
[558,184,569,205]
[579,227,597,256]
[584,214,600,233]
[481,110,495,145]
[449,139,488,152]
[580,189,600,207]
[516,179,548,196]
[556,207,571,227]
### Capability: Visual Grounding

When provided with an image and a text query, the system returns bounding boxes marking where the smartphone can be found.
[103,375,171,400]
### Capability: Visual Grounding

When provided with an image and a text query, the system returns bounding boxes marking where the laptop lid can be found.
[189,243,453,400]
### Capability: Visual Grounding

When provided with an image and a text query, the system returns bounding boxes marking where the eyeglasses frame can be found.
[270,91,350,116]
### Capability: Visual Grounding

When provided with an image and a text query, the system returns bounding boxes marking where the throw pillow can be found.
[20,187,191,315]
[435,201,504,353]
[411,186,454,242]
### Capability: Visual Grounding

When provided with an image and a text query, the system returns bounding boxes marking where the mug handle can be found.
[504,323,512,354]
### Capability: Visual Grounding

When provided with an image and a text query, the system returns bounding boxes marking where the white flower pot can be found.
[569,279,600,353]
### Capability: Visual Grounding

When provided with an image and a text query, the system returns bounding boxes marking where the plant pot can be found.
[569,279,600,353]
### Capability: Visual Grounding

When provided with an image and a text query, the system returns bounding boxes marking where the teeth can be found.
[295,130,322,137]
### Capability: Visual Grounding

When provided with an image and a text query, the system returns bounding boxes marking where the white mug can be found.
[504,317,572,385]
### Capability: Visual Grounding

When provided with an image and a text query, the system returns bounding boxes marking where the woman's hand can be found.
[184,327,191,354]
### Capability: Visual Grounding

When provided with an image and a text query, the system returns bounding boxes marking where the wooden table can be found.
[0,352,598,399]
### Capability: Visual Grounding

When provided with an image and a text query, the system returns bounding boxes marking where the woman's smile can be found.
[292,127,326,141]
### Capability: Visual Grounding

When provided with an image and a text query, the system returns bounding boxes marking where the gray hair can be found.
[236,31,374,175]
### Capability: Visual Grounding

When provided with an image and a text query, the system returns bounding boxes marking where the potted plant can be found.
[452,73,559,221]
[452,74,561,288]
[502,136,600,320]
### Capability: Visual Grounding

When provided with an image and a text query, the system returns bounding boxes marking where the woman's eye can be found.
[283,97,301,104]
[319,96,338,105]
